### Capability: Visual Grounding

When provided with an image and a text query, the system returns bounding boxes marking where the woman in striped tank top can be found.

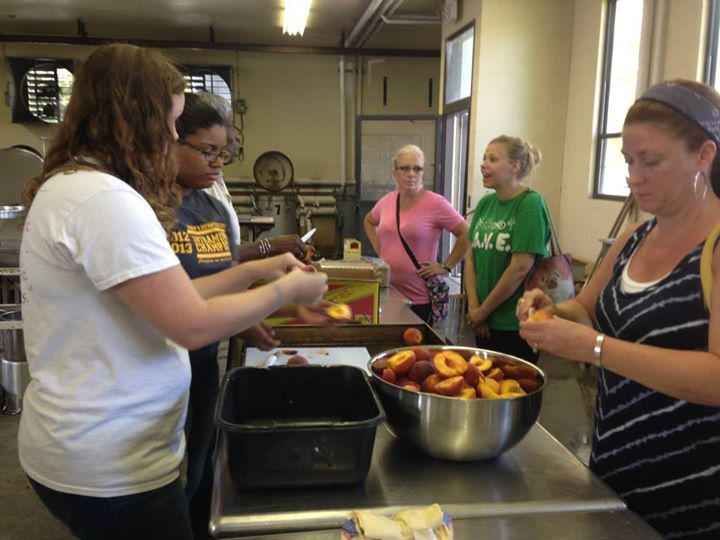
[518,79,720,539]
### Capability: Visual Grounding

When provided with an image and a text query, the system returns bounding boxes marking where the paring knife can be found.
[300,228,317,243]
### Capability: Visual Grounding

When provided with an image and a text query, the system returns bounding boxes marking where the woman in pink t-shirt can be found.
[364,144,469,323]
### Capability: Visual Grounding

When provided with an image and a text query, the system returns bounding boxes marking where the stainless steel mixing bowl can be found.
[367,345,545,461]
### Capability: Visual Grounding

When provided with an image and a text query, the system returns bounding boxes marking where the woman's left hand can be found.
[268,235,307,260]
[418,261,447,279]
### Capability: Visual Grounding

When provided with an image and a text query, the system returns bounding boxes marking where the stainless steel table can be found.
[377,286,424,325]
[209,423,661,538]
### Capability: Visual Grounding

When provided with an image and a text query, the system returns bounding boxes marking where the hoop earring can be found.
[694,171,709,201]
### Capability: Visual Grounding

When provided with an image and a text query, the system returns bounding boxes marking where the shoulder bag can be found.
[700,222,720,308]
[396,194,450,325]
[522,194,576,303]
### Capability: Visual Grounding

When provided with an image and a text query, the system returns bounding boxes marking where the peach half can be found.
[432,351,468,378]
[527,309,552,322]
[386,350,416,375]
[435,375,465,396]
[326,303,353,321]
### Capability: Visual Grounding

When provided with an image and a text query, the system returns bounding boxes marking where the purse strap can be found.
[700,222,720,308]
[396,193,422,270]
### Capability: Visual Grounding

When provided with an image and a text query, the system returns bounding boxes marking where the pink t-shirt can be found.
[371,190,465,304]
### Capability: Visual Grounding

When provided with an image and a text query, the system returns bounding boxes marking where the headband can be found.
[638,81,720,146]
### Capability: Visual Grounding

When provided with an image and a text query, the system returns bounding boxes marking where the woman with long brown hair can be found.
[18,44,327,540]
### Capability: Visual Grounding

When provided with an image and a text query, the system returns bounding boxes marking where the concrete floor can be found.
[0,300,596,540]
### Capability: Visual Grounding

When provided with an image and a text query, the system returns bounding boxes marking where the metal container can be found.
[0,307,24,361]
[1,357,29,414]
[367,346,545,461]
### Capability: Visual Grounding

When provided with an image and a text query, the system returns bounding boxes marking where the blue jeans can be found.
[28,476,192,540]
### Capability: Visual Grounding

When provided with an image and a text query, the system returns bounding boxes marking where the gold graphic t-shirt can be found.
[172,190,238,279]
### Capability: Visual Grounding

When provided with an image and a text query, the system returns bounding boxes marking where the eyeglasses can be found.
[396,165,424,173]
[178,140,232,164]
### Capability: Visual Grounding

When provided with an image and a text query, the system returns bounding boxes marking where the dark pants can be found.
[475,329,540,365]
[410,303,432,324]
[28,476,192,540]
[185,343,220,539]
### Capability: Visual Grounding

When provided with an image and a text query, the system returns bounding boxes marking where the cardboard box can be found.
[266,278,380,325]
[343,238,362,261]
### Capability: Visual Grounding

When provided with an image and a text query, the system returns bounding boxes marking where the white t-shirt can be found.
[204,172,241,246]
[18,169,190,497]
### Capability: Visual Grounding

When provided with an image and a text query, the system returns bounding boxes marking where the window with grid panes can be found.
[594,0,644,199]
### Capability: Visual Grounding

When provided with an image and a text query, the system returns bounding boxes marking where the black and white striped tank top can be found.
[592,219,720,539]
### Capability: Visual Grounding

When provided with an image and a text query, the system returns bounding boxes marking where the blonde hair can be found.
[490,135,542,180]
[392,144,424,169]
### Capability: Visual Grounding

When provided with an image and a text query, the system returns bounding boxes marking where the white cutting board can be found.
[244,346,372,374]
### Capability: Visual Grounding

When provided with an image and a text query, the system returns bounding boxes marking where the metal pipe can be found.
[344,0,387,48]
[0,33,439,58]
[339,56,346,187]
[380,14,441,25]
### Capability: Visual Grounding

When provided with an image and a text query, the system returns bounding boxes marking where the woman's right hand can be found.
[278,267,328,306]
[516,288,555,321]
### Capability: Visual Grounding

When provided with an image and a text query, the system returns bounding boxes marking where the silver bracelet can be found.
[257,238,271,258]
[593,333,606,368]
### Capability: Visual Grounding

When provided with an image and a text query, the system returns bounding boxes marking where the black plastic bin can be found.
[215,365,386,489]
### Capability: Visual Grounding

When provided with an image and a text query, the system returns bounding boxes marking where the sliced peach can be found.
[326,303,353,321]
[408,360,435,384]
[500,379,524,395]
[486,367,505,381]
[381,368,397,384]
[400,380,421,392]
[433,351,468,378]
[469,355,493,372]
[459,387,477,399]
[371,358,387,375]
[387,350,416,375]
[402,327,424,346]
[435,375,464,396]
[518,377,541,393]
[483,377,500,394]
[464,362,481,387]
[478,381,502,399]
[421,374,441,394]
[501,364,538,379]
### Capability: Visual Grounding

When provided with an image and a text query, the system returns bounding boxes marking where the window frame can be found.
[592,0,624,201]
[705,0,720,85]
[443,21,475,115]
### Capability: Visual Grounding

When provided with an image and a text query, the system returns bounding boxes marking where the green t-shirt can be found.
[468,189,551,331]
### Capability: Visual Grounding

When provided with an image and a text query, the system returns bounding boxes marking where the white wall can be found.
[443,0,574,226]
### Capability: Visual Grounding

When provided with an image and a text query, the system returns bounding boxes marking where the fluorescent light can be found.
[283,0,311,36]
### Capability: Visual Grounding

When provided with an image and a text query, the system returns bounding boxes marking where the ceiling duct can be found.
[344,0,411,49]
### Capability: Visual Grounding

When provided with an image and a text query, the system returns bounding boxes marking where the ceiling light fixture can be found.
[283,0,311,36]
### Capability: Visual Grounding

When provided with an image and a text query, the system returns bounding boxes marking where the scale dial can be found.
[253,151,294,193]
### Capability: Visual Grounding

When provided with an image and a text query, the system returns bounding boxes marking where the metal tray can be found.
[232,323,446,369]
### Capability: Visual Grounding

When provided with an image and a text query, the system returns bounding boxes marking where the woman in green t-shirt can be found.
[464,135,551,363]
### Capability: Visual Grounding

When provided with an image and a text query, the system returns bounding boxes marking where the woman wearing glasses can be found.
[363,144,469,324]
[465,135,550,363]
[198,91,308,263]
